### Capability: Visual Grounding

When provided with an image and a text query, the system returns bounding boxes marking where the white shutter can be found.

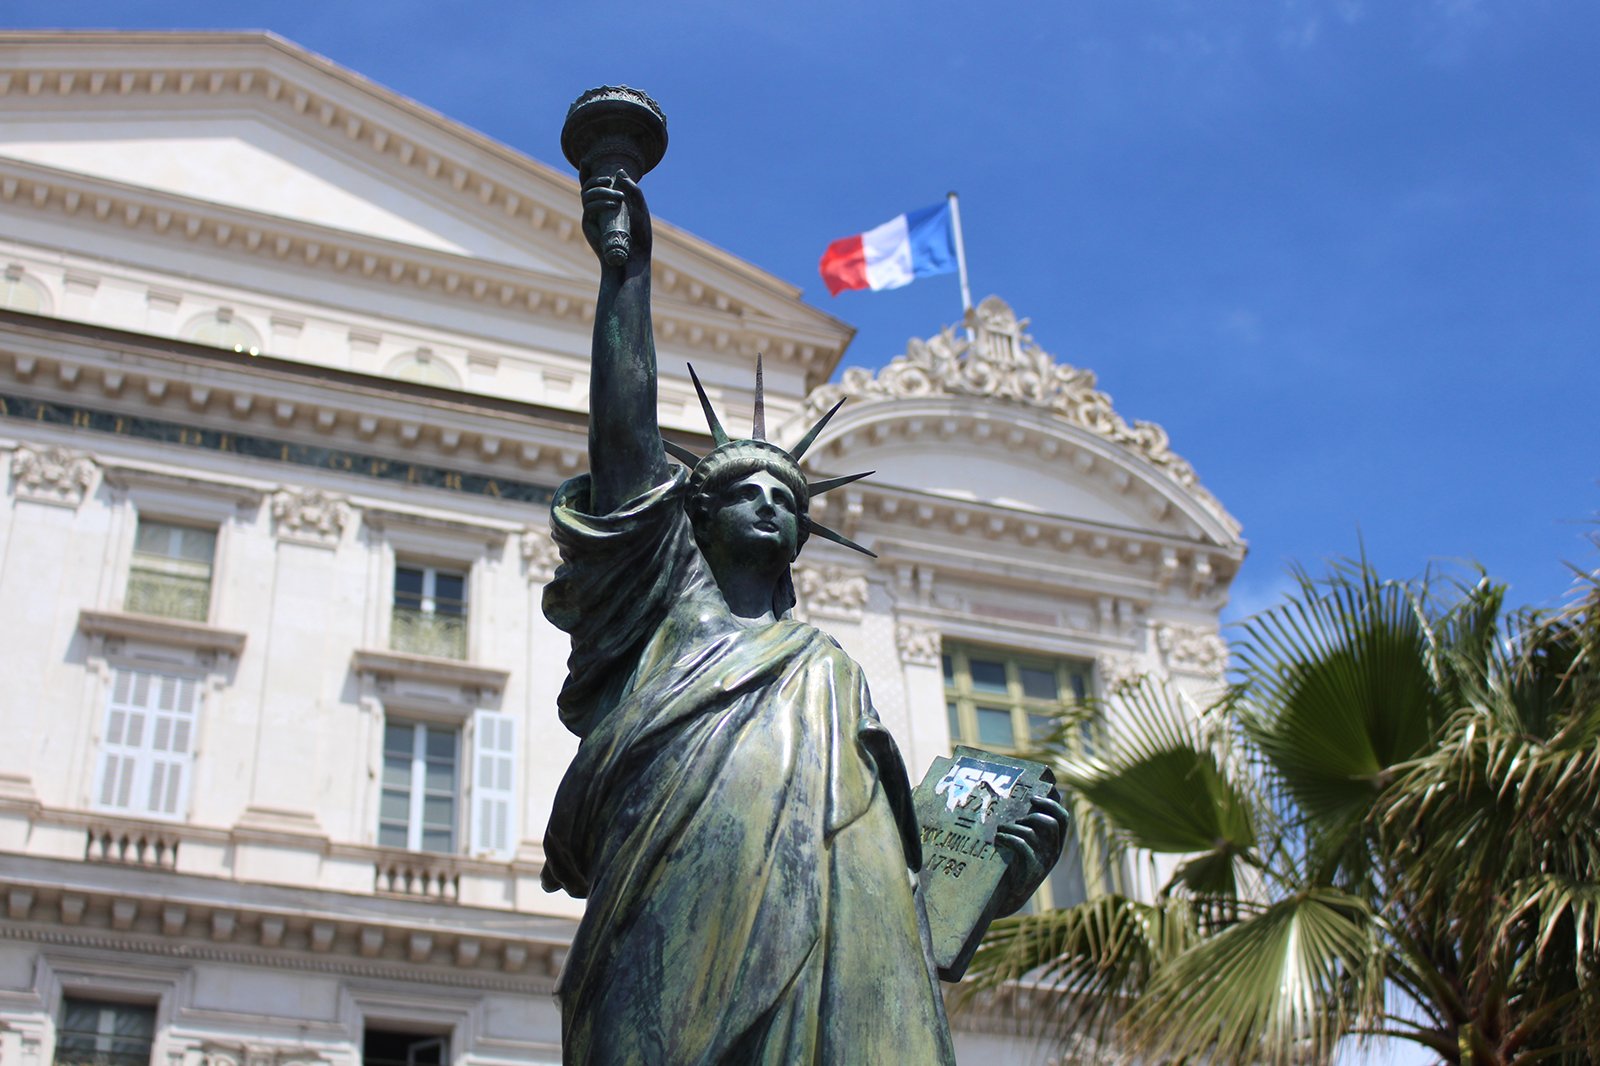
[96,669,197,818]
[470,710,517,859]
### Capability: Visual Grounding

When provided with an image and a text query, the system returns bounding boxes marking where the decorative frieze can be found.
[805,295,1223,514]
[0,156,837,371]
[1156,623,1229,677]
[1095,653,1143,694]
[2,391,556,505]
[794,564,868,621]
[9,443,97,507]
[271,487,351,548]
[521,527,561,584]
[895,621,942,667]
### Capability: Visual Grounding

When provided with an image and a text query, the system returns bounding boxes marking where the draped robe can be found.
[541,471,956,1065]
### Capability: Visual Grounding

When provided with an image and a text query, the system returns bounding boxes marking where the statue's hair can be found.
[665,359,875,562]
[685,441,810,554]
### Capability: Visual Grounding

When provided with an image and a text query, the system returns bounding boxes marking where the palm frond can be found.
[1233,560,1451,882]
[961,894,1197,1050]
[1124,888,1375,1065]
[1057,679,1257,894]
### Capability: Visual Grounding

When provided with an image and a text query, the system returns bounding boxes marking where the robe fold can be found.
[541,470,955,1065]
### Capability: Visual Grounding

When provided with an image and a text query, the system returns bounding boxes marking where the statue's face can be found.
[702,470,799,566]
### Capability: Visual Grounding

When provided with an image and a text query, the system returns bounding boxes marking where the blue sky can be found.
[11,1,1598,623]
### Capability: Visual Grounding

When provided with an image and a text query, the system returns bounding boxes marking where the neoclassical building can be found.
[0,31,1243,1066]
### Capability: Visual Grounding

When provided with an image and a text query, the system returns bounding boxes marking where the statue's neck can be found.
[712,565,781,623]
[700,552,789,623]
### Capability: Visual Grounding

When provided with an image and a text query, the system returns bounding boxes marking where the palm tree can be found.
[965,556,1600,1065]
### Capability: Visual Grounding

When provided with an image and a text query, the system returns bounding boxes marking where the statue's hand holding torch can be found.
[561,86,668,270]
[581,172,651,269]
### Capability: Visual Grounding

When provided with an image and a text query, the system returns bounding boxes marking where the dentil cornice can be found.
[0,32,851,380]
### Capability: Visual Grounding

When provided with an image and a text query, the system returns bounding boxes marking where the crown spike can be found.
[801,516,877,558]
[807,470,875,496]
[686,363,730,446]
[789,396,847,462]
[752,354,766,441]
[661,438,703,468]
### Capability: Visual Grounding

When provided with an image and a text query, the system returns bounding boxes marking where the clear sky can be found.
[9,1,1598,625]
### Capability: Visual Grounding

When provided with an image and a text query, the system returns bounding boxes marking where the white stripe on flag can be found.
[862,213,913,291]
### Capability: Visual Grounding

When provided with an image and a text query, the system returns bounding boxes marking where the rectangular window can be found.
[125,520,216,622]
[55,998,156,1066]
[379,721,458,853]
[362,1028,447,1066]
[942,645,1090,753]
[390,565,467,660]
[95,669,198,819]
[943,643,1097,911]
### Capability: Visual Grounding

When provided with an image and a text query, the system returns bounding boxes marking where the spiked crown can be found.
[663,358,876,558]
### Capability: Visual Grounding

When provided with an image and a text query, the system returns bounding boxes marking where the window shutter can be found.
[96,669,198,818]
[470,710,517,859]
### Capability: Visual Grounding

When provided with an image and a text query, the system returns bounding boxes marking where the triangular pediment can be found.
[0,31,855,388]
[0,112,576,273]
[0,113,571,274]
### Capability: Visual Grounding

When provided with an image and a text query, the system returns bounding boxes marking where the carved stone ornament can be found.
[271,488,351,548]
[521,526,561,583]
[896,621,942,667]
[1096,653,1144,695]
[794,564,869,621]
[1157,623,1229,677]
[9,443,97,507]
[199,1043,246,1066]
[805,295,1225,515]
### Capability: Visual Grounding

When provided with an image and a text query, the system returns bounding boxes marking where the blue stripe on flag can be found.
[904,201,956,279]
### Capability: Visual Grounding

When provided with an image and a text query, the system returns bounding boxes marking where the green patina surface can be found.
[915,747,1056,981]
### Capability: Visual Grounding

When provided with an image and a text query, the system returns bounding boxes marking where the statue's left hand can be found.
[992,790,1070,916]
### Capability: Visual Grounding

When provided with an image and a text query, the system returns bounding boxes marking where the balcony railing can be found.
[389,607,467,660]
[124,568,210,622]
[375,853,462,901]
[86,825,181,869]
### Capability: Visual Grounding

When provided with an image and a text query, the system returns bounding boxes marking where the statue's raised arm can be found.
[560,87,669,516]
[580,174,666,513]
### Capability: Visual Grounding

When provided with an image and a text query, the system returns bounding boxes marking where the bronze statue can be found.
[540,86,1067,1064]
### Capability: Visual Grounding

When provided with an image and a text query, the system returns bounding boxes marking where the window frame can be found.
[92,667,201,822]
[180,308,262,355]
[378,718,461,854]
[941,642,1101,911]
[942,644,1091,755]
[389,562,470,661]
[124,518,218,624]
[383,348,461,389]
[54,996,158,1066]
[2,264,52,314]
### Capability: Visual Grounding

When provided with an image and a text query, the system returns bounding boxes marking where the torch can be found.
[560,86,668,267]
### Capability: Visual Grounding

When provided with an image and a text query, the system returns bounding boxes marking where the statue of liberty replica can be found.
[539,87,1066,1065]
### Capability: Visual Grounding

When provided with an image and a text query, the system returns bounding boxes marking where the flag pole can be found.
[947,191,973,339]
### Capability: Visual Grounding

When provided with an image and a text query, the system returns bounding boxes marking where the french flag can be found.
[819,201,957,296]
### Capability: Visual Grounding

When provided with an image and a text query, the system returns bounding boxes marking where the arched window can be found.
[386,349,460,389]
[184,309,262,355]
[1,266,50,314]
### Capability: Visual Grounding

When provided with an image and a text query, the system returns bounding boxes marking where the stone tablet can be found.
[914,746,1057,981]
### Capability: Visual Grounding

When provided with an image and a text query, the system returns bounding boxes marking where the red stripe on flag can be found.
[819,234,868,296]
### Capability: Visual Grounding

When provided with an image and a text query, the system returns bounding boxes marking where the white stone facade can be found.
[0,32,1242,1066]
